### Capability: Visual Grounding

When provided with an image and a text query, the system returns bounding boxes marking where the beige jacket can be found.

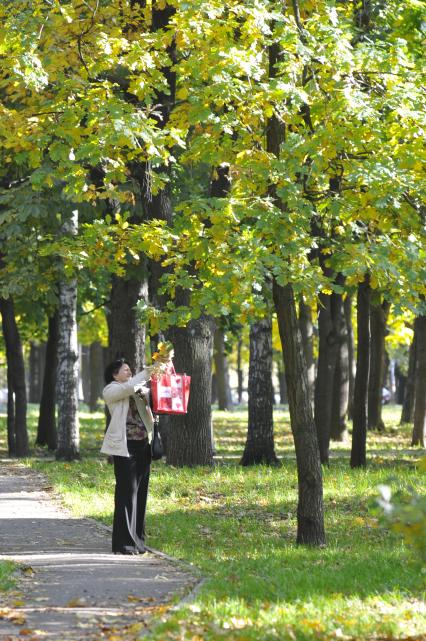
[101,368,155,457]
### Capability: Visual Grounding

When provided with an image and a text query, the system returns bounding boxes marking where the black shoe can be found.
[114,546,138,555]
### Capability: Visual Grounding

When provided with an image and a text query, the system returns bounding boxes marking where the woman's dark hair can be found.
[104,358,131,384]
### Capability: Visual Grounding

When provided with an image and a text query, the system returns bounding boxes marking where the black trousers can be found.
[112,439,151,553]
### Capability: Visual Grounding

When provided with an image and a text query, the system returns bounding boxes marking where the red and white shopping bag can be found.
[151,365,191,415]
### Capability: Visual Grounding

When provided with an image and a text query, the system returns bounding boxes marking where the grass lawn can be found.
[0,561,17,592]
[1,404,425,640]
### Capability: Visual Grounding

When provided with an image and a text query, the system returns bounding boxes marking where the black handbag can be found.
[151,420,164,460]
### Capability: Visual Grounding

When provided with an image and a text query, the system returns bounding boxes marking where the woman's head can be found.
[104,358,132,384]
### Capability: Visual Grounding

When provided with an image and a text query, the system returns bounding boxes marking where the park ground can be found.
[1,404,425,641]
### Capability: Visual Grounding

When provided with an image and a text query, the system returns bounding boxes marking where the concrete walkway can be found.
[0,461,198,641]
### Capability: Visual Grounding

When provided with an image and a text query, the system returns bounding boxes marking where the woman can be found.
[102,357,165,555]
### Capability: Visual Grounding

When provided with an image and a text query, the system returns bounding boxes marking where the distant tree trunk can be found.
[166,313,215,466]
[89,341,104,412]
[56,212,80,461]
[330,293,349,442]
[106,272,148,373]
[6,367,15,455]
[273,280,325,545]
[394,364,406,405]
[351,275,370,468]
[29,343,45,403]
[241,317,278,465]
[412,315,426,446]
[344,295,355,420]
[36,311,59,450]
[81,345,91,405]
[237,338,243,404]
[400,334,416,424]
[314,292,339,464]
[277,363,287,404]
[0,296,29,457]
[298,298,315,408]
[211,373,217,404]
[213,327,233,410]
[368,300,390,431]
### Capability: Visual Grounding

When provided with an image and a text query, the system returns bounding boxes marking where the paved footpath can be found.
[0,461,198,641]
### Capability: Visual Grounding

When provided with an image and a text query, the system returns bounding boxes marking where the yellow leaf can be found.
[176,87,189,100]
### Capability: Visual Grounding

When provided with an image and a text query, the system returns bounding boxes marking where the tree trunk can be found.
[36,311,59,450]
[106,272,148,373]
[314,292,340,464]
[213,327,233,410]
[29,342,45,403]
[89,341,104,412]
[241,317,278,465]
[412,315,426,446]
[0,296,29,457]
[400,333,416,424]
[266,32,324,545]
[298,298,315,408]
[273,280,325,545]
[237,337,243,404]
[56,212,80,461]
[350,276,370,468]
[344,295,355,420]
[368,300,390,431]
[330,293,349,442]
[166,314,215,466]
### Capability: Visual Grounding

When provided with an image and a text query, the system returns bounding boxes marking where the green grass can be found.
[0,561,17,592]
[1,404,425,639]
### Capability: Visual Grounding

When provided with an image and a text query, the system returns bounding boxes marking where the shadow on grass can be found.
[138,501,423,606]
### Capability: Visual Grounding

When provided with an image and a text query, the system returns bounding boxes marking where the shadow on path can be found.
[0,462,197,640]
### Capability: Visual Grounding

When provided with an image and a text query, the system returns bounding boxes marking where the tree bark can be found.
[344,295,355,420]
[56,212,80,461]
[273,281,325,545]
[36,311,59,450]
[350,276,370,468]
[166,314,216,466]
[314,291,340,464]
[241,317,278,465]
[368,300,390,431]
[400,333,416,424]
[412,315,426,446]
[298,298,315,408]
[0,296,29,457]
[213,327,233,410]
[330,293,349,442]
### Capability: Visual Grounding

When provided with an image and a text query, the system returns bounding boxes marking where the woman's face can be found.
[113,363,132,383]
